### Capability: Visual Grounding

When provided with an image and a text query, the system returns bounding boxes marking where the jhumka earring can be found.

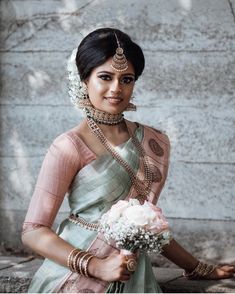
[76,82,93,109]
[125,102,137,111]
[111,33,128,72]
[125,94,136,111]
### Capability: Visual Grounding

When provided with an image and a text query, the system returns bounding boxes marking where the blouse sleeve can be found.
[23,133,84,230]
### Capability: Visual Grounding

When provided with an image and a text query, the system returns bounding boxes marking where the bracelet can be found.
[67,248,94,277]
[72,251,85,273]
[81,253,94,277]
[183,261,216,279]
[67,248,80,271]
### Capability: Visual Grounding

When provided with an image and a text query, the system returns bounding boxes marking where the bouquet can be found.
[99,199,172,292]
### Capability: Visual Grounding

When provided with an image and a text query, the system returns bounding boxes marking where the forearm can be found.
[22,227,74,268]
[161,239,198,271]
[22,227,135,282]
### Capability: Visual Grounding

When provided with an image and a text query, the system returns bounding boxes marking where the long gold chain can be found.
[87,118,153,202]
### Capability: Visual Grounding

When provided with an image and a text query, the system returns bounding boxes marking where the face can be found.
[85,57,135,114]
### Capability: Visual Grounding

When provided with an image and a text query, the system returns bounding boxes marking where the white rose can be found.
[142,202,156,222]
[123,205,149,227]
[107,200,130,223]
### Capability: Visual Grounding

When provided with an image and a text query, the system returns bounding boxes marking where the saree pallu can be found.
[27,124,170,293]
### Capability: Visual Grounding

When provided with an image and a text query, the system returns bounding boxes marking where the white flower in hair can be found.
[67,48,86,108]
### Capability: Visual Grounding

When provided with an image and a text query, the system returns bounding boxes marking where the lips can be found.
[105,96,123,104]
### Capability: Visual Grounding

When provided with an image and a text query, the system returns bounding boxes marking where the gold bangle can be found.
[82,254,94,277]
[79,252,91,276]
[184,261,216,279]
[72,251,84,273]
[67,248,94,276]
[67,248,79,270]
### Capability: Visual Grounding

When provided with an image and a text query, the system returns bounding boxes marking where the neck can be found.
[95,120,127,134]
[86,118,130,147]
[85,107,124,126]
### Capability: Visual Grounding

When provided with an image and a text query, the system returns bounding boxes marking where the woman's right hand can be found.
[88,252,136,282]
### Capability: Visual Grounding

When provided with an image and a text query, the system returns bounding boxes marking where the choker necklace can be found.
[85,106,124,125]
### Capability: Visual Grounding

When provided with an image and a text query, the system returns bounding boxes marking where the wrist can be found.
[184,259,199,273]
[87,256,101,278]
[183,260,216,279]
[67,248,94,277]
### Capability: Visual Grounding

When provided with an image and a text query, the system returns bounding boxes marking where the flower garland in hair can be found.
[67,48,87,108]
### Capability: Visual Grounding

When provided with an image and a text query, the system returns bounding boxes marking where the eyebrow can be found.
[96,71,135,77]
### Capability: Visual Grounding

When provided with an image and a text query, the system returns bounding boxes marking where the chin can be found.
[108,108,126,115]
[97,105,126,115]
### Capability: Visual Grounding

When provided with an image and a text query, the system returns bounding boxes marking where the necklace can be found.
[87,118,153,203]
[85,104,124,125]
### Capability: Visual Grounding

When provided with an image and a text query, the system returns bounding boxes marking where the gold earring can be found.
[75,82,93,109]
[125,95,137,111]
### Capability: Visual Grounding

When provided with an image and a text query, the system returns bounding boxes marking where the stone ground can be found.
[0,255,235,293]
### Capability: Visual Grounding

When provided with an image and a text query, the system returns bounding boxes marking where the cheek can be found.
[124,85,134,97]
[88,80,106,95]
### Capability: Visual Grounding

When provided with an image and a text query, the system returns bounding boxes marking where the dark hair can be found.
[76,28,145,81]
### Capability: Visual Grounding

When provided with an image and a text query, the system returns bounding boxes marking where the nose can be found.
[110,79,122,94]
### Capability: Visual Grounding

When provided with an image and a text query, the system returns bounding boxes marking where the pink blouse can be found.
[23,131,96,230]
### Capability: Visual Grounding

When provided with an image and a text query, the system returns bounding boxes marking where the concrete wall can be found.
[0,0,235,258]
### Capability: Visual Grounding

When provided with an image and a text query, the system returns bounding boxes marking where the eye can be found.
[97,74,112,81]
[120,76,135,84]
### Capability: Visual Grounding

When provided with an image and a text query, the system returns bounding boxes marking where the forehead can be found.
[91,57,135,76]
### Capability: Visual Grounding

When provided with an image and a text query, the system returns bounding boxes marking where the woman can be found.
[22,28,235,293]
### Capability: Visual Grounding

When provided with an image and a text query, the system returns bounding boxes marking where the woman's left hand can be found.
[204,264,235,280]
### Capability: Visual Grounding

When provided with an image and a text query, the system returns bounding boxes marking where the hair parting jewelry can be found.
[183,261,216,279]
[111,32,128,72]
[67,248,94,277]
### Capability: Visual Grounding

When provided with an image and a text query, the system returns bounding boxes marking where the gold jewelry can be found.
[125,102,137,111]
[69,214,99,231]
[183,261,216,279]
[111,33,128,72]
[72,250,85,273]
[126,259,137,272]
[81,254,94,277]
[85,106,124,125]
[87,118,153,203]
[67,248,94,277]
[69,81,90,109]
[67,248,81,271]
[79,252,92,276]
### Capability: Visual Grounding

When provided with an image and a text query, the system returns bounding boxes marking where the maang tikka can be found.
[110,32,137,111]
[111,33,128,72]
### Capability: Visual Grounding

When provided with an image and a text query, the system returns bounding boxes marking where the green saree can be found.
[26,123,170,293]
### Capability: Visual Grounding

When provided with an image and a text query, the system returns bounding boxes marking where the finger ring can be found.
[126,259,137,272]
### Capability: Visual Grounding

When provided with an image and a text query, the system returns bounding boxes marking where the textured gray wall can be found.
[0,0,235,258]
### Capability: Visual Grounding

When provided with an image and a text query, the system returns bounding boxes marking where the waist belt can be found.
[68,214,99,231]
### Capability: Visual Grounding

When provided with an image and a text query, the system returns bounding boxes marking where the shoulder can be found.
[141,124,170,146]
[51,121,89,153]
[48,126,95,166]
[51,131,80,154]
[138,123,171,160]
